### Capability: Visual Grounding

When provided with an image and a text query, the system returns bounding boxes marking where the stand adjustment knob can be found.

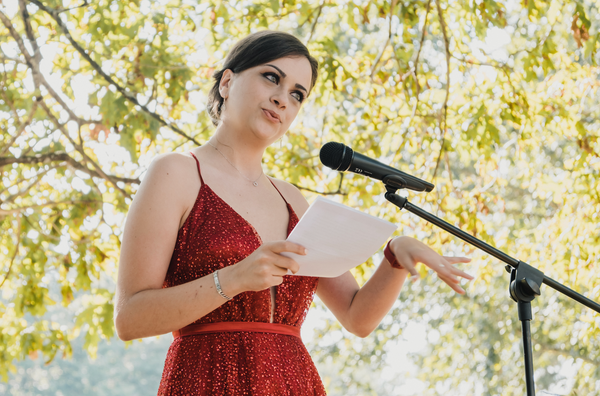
[523,278,541,297]
[511,277,541,302]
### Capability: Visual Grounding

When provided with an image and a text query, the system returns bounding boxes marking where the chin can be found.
[255,123,284,142]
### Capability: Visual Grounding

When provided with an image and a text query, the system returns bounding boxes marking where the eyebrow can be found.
[265,64,308,93]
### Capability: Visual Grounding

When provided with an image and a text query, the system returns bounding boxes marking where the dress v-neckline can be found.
[187,151,295,244]
[202,183,294,245]
[185,151,299,324]
[200,182,296,324]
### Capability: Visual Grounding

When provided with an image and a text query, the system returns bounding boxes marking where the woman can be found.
[114,31,473,395]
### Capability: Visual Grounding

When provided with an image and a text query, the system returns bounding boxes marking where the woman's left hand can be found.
[389,236,474,294]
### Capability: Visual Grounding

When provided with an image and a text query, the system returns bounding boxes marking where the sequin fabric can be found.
[157,154,325,395]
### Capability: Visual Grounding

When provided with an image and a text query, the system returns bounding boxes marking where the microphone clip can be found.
[382,175,407,193]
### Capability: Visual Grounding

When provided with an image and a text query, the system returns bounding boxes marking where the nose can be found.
[270,88,288,109]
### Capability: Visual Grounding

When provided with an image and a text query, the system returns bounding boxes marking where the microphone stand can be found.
[382,180,600,396]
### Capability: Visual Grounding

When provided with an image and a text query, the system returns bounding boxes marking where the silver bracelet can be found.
[213,270,232,301]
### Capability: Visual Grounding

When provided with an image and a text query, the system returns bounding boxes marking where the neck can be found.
[207,130,265,183]
[210,124,268,170]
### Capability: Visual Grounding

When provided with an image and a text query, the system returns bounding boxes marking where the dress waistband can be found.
[173,322,302,339]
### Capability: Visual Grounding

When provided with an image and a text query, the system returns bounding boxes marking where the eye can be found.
[291,91,305,103]
[263,72,279,84]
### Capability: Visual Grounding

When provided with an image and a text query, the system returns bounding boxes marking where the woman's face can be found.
[218,56,313,144]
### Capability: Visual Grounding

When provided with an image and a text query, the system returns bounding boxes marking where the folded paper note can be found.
[283,196,397,277]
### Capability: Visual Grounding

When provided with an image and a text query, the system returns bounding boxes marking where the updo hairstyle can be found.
[207,31,319,126]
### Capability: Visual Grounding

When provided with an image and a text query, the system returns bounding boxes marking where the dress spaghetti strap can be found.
[268,178,290,205]
[190,150,288,208]
[189,152,204,185]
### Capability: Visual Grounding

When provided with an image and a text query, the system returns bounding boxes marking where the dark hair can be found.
[207,31,319,126]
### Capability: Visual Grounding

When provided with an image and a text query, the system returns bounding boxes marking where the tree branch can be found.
[412,0,431,95]
[432,0,451,181]
[0,199,104,215]
[370,0,398,80]
[291,172,345,196]
[0,152,140,184]
[0,11,33,66]
[1,7,90,141]
[395,0,431,120]
[54,0,89,14]
[0,215,22,288]
[292,184,346,196]
[0,98,39,156]
[305,2,324,44]
[37,100,135,195]
[28,0,202,146]
[0,53,27,65]
[0,78,21,123]
[17,3,97,128]
[19,0,42,64]
[536,341,599,367]
[0,167,51,204]
[390,0,432,162]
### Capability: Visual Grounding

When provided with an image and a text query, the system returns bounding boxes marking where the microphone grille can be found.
[319,142,353,171]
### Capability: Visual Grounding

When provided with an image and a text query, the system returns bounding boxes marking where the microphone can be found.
[319,142,434,192]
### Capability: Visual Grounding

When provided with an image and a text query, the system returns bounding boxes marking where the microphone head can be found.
[319,142,353,171]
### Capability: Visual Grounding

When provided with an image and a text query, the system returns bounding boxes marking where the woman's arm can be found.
[114,154,306,341]
[114,153,220,341]
[317,237,472,338]
[277,182,472,338]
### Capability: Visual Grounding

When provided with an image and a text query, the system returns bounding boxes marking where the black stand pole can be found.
[519,301,535,395]
[384,190,600,396]
[507,262,542,396]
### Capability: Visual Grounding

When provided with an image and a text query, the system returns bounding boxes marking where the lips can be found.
[262,109,281,123]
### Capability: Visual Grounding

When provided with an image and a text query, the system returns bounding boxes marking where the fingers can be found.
[432,264,465,293]
[440,257,474,280]
[443,256,472,264]
[435,258,474,294]
[240,257,297,291]
[263,241,305,274]
[392,251,420,279]
[414,255,473,294]
[403,265,420,280]
[273,255,301,275]
[389,237,474,294]
[449,266,474,281]
[268,265,297,278]
[269,241,307,256]
[233,240,308,292]
[439,273,466,294]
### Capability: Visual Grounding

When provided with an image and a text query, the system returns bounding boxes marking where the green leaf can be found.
[119,128,139,163]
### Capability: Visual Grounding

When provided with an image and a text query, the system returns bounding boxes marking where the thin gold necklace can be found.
[207,140,263,187]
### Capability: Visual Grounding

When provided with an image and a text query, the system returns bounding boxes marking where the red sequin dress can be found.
[157,154,326,395]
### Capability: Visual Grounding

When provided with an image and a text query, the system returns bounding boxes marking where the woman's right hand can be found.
[219,241,307,295]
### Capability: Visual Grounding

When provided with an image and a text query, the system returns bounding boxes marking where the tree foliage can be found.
[1,0,599,394]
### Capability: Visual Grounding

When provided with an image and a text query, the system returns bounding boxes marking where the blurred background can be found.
[1,0,599,394]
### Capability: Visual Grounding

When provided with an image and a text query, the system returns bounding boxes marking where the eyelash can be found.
[262,72,305,103]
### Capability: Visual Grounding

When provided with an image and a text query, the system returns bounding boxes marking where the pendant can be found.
[253,181,258,187]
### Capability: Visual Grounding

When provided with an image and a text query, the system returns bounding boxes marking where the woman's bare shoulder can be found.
[143,152,200,185]
[147,152,197,173]
[135,152,201,208]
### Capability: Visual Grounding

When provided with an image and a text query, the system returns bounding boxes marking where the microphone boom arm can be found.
[384,189,600,396]
[384,191,600,312]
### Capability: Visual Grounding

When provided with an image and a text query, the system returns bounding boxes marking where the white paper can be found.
[282,196,397,277]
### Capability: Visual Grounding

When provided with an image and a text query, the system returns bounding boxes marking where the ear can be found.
[219,69,234,99]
